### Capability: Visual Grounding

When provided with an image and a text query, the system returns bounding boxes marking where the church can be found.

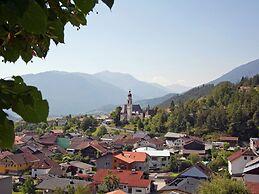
[120,91,155,121]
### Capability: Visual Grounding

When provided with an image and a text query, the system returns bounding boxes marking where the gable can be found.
[181,166,208,179]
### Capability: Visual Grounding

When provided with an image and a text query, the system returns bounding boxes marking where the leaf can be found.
[74,0,97,14]
[48,19,65,43]
[21,0,47,34]
[102,0,114,9]
[11,78,49,122]
[0,110,14,148]
[21,50,33,63]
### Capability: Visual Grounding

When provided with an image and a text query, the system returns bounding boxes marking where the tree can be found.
[92,125,107,137]
[98,171,120,193]
[187,153,201,164]
[0,0,114,148]
[198,176,250,194]
[21,177,35,194]
[111,106,122,126]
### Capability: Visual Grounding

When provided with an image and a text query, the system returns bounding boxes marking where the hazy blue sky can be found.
[1,0,259,87]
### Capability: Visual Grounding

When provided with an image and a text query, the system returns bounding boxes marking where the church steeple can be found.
[127,90,133,120]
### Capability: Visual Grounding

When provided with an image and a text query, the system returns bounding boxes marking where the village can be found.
[0,91,258,194]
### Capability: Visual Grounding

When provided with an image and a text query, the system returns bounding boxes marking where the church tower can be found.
[127,90,133,120]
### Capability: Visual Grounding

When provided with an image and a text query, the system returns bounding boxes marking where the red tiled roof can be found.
[0,151,13,160]
[228,148,256,162]
[107,189,127,194]
[255,140,259,149]
[114,152,147,164]
[50,129,64,134]
[93,169,150,188]
[14,135,25,145]
[246,182,259,194]
[219,136,239,141]
[74,141,107,153]
[5,153,39,165]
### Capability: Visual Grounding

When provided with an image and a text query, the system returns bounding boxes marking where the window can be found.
[251,157,254,160]
[139,167,142,170]
[136,189,142,192]
[244,156,247,160]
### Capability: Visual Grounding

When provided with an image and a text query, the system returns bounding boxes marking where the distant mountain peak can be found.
[209,59,259,85]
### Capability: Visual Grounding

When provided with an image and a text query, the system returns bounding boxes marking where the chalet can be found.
[180,139,206,157]
[60,161,93,176]
[219,136,239,147]
[38,133,58,146]
[228,148,257,176]
[138,138,165,150]
[135,147,170,170]
[243,156,259,183]
[67,141,108,159]
[250,138,259,155]
[50,129,64,136]
[164,132,186,148]
[160,163,212,194]
[93,169,151,194]
[36,177,92,193]
[96,152,115,170]
[0,153,39,175]
[113,151,149,172]
[31,159,61,178]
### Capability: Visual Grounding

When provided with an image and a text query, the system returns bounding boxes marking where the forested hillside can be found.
[159,84,215,108]
[143,75,259,140]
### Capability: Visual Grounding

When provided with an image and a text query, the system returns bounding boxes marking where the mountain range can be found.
[21,59,259,115]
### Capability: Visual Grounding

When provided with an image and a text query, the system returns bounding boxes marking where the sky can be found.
[1,0,259,87]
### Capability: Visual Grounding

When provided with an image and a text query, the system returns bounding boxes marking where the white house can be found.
[228,148,257,176]
[243,156,259,183]
[135,147,170,170]
[250,138,259,155]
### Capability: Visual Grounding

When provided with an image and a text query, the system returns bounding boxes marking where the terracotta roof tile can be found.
[228,148,256,162]
[114,152,147,164]
[93,169,150,188]
[246,182,259,194]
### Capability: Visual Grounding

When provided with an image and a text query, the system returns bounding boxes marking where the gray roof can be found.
[67,161,93,169]
[165,132,186,138]
[36,177,91,191]
[160,177,203,194]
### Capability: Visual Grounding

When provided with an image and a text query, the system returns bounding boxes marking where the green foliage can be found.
[144,75,259,140]
[187,153,201,164]
[0,76,48,148]
[21,177,35,194]
[92,125,107,137]
[0,0,114,63]
[98,171,120,193]
[110,106,122,127]
[80,115,98,131]
[197,176,250,194]
[54,185,90,194]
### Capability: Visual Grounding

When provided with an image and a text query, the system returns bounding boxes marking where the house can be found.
[135,147,170,170]
[180,139,206,157]
[38,133,58,146]
[36,177,92,194]
[0,176,12,194]
[0,153,39,175]
[67,140,108,158]
[93,169,151,194]
[96,152,114,170]
[164,132,186,148]
[250,138,259,155]
[138,138,164,150]
[159,163,212,194]
[113,152,149,172]
[31,156,62,178]
[219,136,239,147]
[60,161,93,176]
[228,148,257,176]
[243,156,259,183]
[50,129,64,136]
[159,177,203,194]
